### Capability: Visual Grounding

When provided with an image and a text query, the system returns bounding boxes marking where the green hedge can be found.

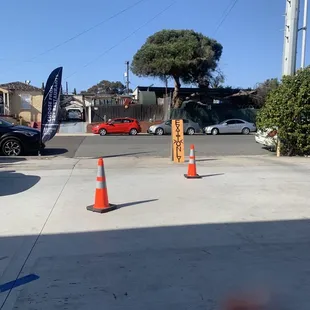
[257,67,310,156]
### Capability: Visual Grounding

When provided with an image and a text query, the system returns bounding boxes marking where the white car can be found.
[255,128,278,151]
[204,119,257,135]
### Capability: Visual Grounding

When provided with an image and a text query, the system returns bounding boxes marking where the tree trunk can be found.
[172,76,182,108]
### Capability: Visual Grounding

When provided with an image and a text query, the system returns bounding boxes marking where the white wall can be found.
[132,88,139,100]
[84,98,93,107]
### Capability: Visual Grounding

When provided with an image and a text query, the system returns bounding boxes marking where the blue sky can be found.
[0,0,308,92]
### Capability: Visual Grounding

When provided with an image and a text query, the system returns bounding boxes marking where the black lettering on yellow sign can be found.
[172,119,185,163]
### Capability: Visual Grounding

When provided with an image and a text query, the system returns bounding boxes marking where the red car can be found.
[92,118,142,136]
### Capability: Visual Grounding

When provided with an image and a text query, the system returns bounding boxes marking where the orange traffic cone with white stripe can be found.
[87,158,117,213]
[184,144,201,179]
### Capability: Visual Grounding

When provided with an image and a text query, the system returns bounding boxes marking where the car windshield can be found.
[0,118,14,127]
[219,120,228,124]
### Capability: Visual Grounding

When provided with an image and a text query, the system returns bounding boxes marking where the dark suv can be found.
[0,118,44,156]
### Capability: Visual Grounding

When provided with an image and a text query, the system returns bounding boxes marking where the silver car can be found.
[204,119,256,135]
[148,119,201,135]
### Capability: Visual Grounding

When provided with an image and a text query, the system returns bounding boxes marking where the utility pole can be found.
[125,61,130,94]
[301,0,308,68]
[279,0,301,157]
[282,0,300,76]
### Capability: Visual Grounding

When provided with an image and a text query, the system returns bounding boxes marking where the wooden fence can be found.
[91,104,165,123]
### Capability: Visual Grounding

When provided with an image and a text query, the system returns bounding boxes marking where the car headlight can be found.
[149,126,155,130]
[20,131,37,137]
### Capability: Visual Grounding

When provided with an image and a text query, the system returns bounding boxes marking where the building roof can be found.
[228,90,257,97]
[134,86,203,93]
[0,82,42,92]
[134,86,241,97]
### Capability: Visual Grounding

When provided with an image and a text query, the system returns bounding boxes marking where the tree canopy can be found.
[209,70,225,88]
[83,80,131,95]
[131,29,223,108]
[252,78,280,107]
[257,68,310,156]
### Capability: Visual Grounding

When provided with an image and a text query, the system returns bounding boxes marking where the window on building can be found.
[0,92,3,114]
[20,94,32,110]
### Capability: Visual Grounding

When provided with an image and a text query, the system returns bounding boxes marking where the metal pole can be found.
[283,0,300,76]
[280,0,301,157]
[301,0,308,68]
[125,61,130,94]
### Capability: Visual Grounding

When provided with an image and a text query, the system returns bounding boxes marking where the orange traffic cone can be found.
[184,144,201,179]
[87,158,118,213]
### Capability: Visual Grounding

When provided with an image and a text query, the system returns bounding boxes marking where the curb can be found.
[0,154,273,163]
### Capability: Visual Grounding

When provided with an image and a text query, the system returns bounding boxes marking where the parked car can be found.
[92,117,142,136]
[67,109,83,121]
[255,128,278,151]
[147,119,201,135]
[203,119,256,135]
[0,118,44,156]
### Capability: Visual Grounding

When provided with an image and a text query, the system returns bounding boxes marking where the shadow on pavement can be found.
[117,199,158,209]
[96,152,151,159]
[0,170,40,196]
[199,173,224,179]
[41,148,68,156]
[262,146,276,152]
[0,220,308,308]
[186,158,218,163]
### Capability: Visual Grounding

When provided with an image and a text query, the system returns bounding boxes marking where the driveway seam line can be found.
[72,137,86,158]
[0,159,80,309]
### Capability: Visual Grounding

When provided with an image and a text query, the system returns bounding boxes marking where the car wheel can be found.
[211,128,219,135]
[242,127,250,135]
[99,129,107,136]
[155,128,164,135]
[129,128,138,136]
[186,127,195,135]
[1,139,23,156]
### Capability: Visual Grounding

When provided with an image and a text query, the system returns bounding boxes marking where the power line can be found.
[28,0,148,62]
[0,0,148,78]
[217,0,236,20]
[214,0,239,35]
[0,0,147,68]
[65,1,176,80]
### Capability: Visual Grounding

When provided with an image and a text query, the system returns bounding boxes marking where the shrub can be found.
[256,67,310,156]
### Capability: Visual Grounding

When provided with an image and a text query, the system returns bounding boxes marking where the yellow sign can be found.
[171,119,185,163]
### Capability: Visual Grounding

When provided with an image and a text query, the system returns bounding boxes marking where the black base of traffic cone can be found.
[184,174,202,179]
[86,204,118,214]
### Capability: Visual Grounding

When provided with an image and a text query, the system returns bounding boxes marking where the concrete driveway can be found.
[0,156,310,309]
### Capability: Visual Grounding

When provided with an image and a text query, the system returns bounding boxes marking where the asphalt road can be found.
[44,134,270,158]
